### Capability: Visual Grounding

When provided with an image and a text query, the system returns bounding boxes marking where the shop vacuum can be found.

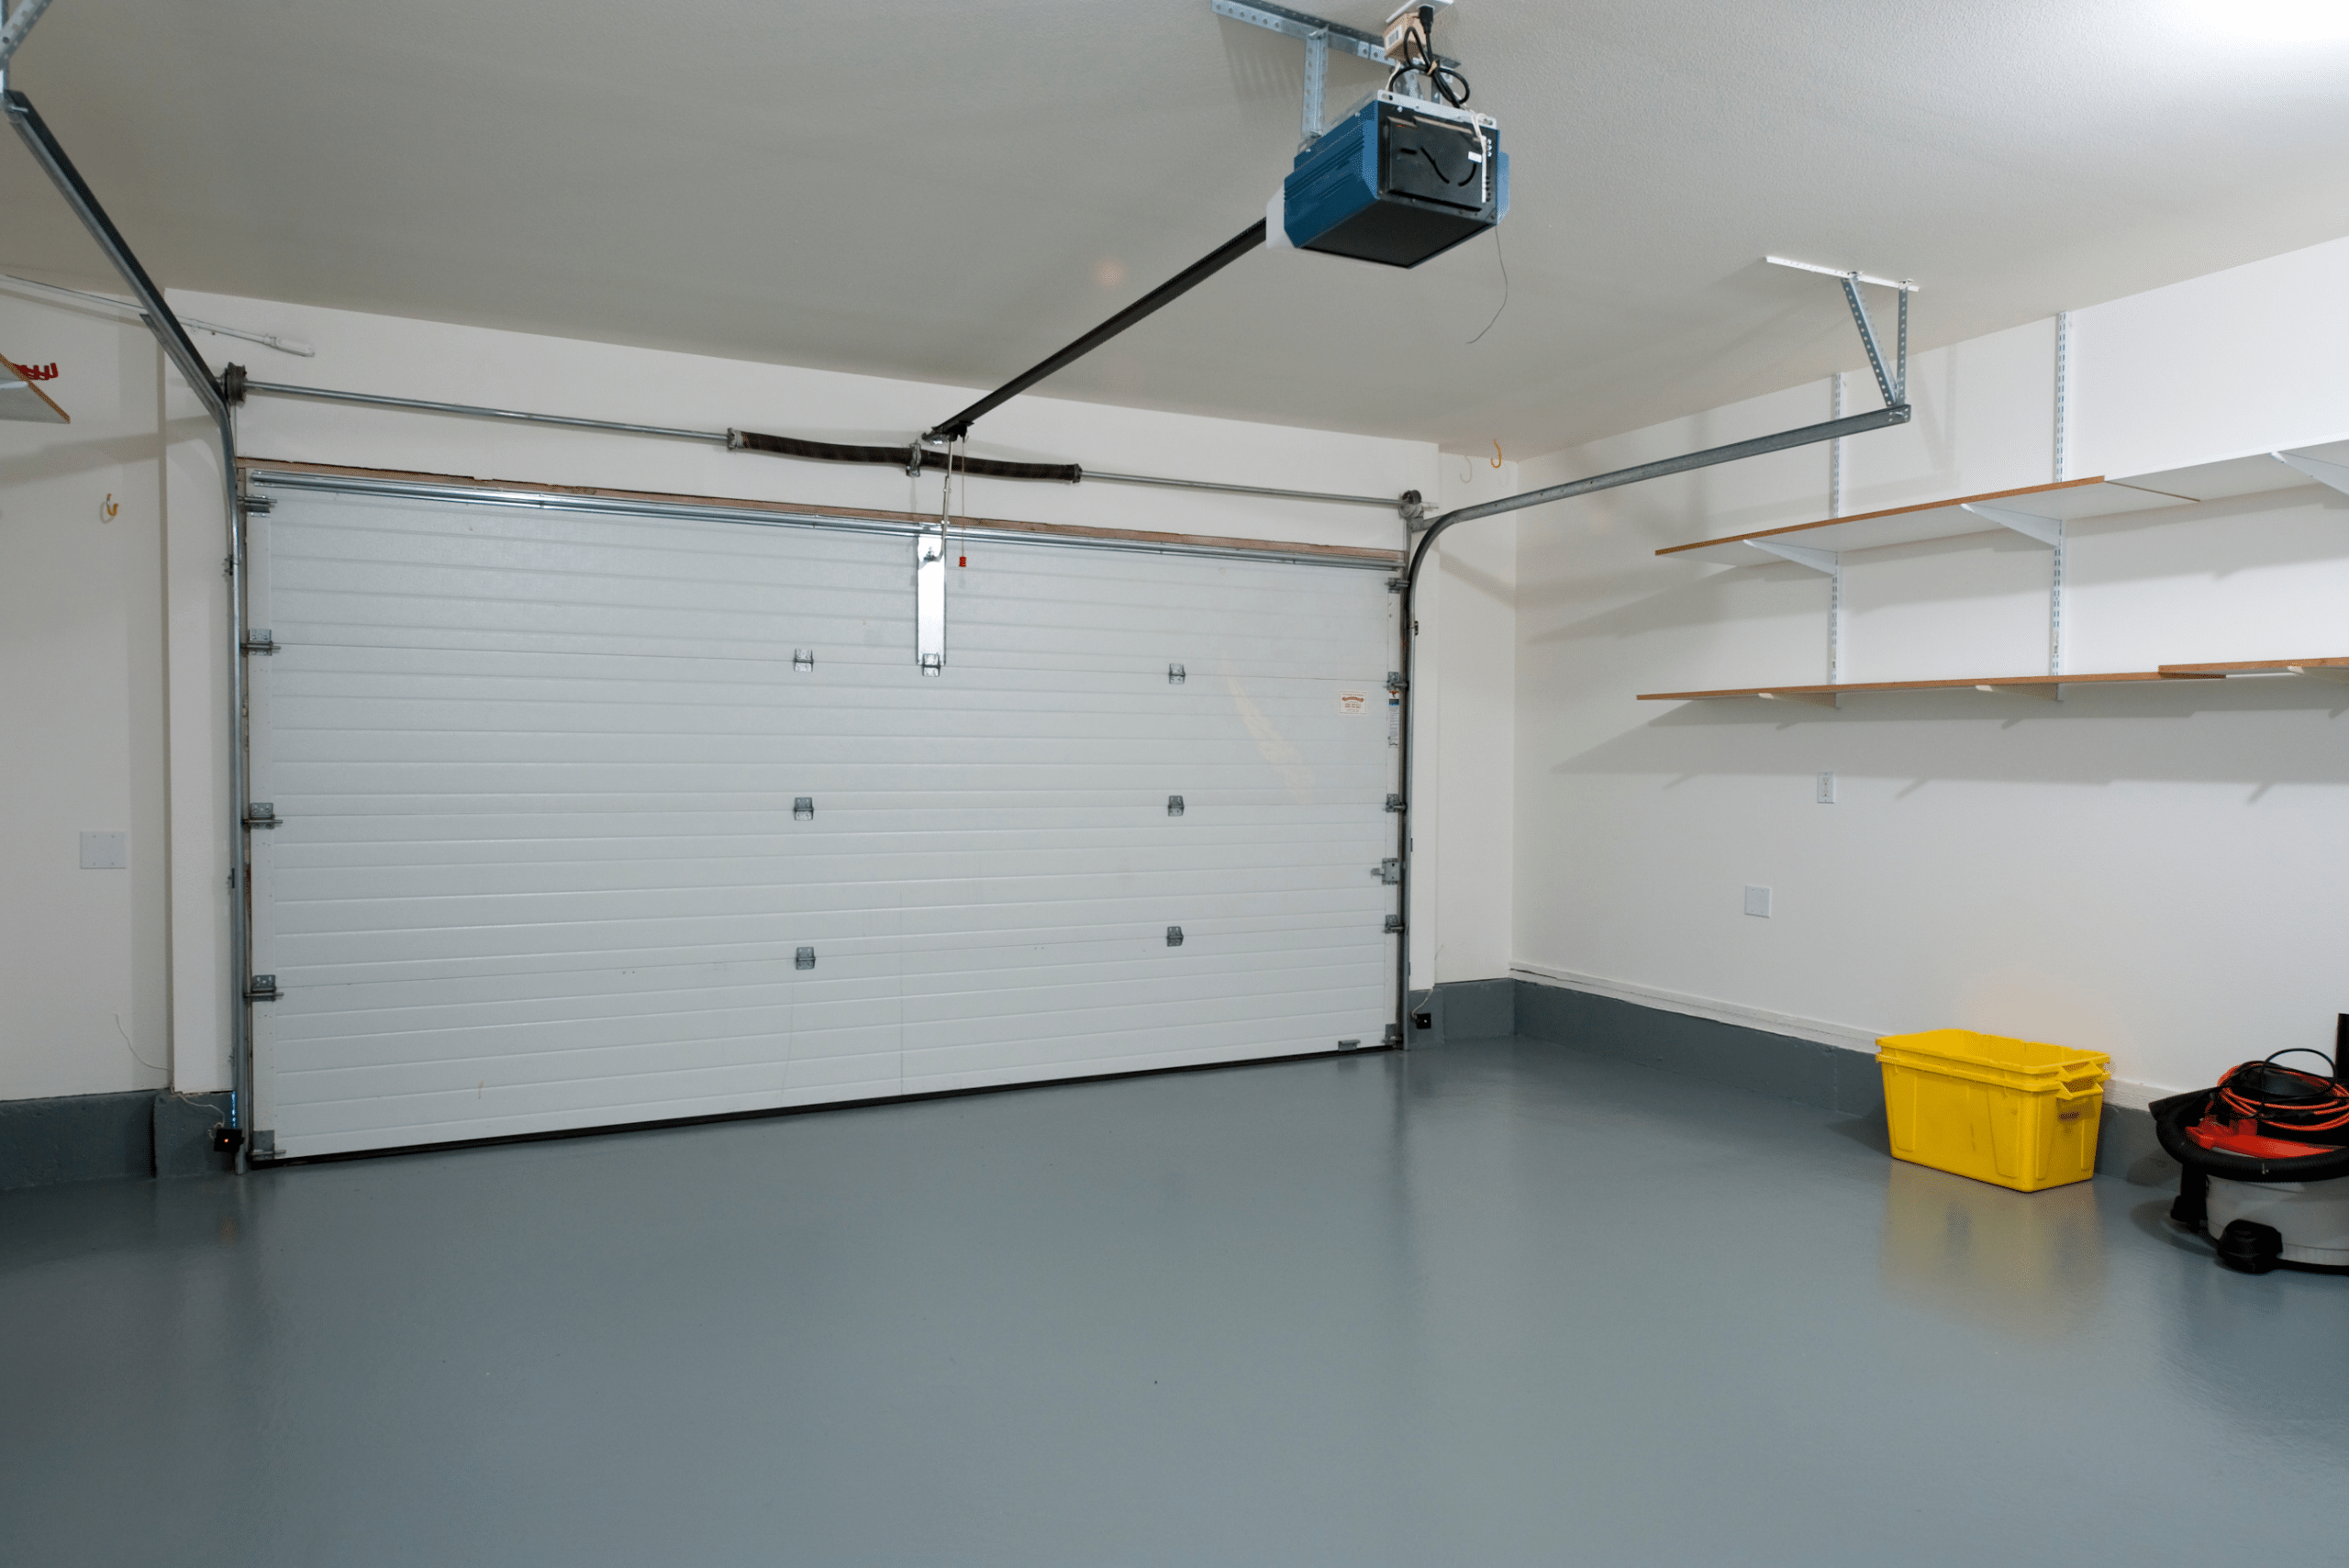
[2154,1016,2349,1273]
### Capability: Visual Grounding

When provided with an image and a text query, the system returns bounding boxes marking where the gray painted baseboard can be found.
[1507,976,2176,1186]
[0,1089,237,1191]
[1410,977,1516,1047]
[0,1091,155,1191]
[155,1092,238,1180]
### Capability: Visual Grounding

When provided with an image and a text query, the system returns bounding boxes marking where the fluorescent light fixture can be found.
[2190,0,2349,40]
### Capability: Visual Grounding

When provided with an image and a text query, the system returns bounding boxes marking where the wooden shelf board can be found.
[1655,477,2179,565]
[0,352,67,425]
[2158,657,2349,677]
[1657,437,2349,567]
[1639,670,2222,702]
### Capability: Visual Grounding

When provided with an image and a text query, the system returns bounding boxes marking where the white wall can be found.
[1513,235,2349,1102]
[0,293,184,1099]
[1413,456,1518,993]
[6,285,1522,1100]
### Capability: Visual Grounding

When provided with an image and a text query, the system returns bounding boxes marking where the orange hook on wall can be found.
[1490,439,1504,469]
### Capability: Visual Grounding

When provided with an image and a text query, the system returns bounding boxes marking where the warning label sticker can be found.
[1338,690,1368,715]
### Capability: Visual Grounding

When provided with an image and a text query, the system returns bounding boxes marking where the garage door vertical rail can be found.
[1393,409,1914,1041]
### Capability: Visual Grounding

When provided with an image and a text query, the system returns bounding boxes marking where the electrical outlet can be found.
[79,831,127,869]
[1817,772,1837,805]
[1744,884,1772,917]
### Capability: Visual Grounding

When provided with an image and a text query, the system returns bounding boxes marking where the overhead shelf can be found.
[2158,656,2349,683]
[1657,477,2181,565]
[1639,670,2221,706]
[1655,439,2349,566]
[0,352,67,424]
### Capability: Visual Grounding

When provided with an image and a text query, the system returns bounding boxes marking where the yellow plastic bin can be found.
[1876,1029,2110,1192]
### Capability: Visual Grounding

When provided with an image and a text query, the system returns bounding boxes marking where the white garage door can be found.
[245,472,1399,1158]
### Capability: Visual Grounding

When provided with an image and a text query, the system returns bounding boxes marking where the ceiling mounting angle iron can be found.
[1764,256,1918,413]
[1764,256,1921,294]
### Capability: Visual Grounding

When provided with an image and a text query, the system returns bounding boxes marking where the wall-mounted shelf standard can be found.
[1639,670,2221,708]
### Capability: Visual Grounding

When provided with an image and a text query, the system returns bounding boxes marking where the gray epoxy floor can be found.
[6,1039,2345,1566]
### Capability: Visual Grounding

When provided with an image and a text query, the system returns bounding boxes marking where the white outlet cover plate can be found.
[1817,772,1837,804]
[79,830,128,869]
[1743,884,1772,917]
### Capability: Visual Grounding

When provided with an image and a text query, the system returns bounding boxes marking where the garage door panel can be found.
[281,1067,878,1159]
[261,855,1379,927]
[250,482,1396,1156]
[259,904,1386,995]
[900,1012,1382,1092]
[258,678,1384,740]
[278,1006,799,1093]
[247,816,1384,868]
[260,870,1378,927]
[264,645,1392,707]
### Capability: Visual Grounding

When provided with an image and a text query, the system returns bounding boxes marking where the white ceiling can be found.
[6,1,2349,458]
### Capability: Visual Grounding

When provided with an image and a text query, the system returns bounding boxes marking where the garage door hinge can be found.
[794,797,814,820]
[1372,858,1400,884]
[1386,672,1407,693]
[1384,914,1406,934]
[241,629,276,655]
[1166,926,1185,947]
[245,974,280,1001]
[796,947,816,970]
[1385,794,1407,813]
[240,494,275,514]
[1166,795,1185,817]
[1386,577,1406,594]
[244,803,280,829]
[1384,1023,1403,1046]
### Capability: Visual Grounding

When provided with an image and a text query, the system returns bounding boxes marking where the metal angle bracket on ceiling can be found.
[1209,0,1457,147]
[1765,255,1917,413]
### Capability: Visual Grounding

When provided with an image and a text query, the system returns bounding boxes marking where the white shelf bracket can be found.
[1960,504,2067,675]
[1746,539,1843,683]
[1976,683,2063,703]
[2274,450,2349,498]
[1758,690,1841,709]
[1959,504,2059,548]
[1743,539,1840,574]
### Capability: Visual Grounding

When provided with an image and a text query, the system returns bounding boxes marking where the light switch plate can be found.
[79,831,128,869]
[1743,884,1772,917]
